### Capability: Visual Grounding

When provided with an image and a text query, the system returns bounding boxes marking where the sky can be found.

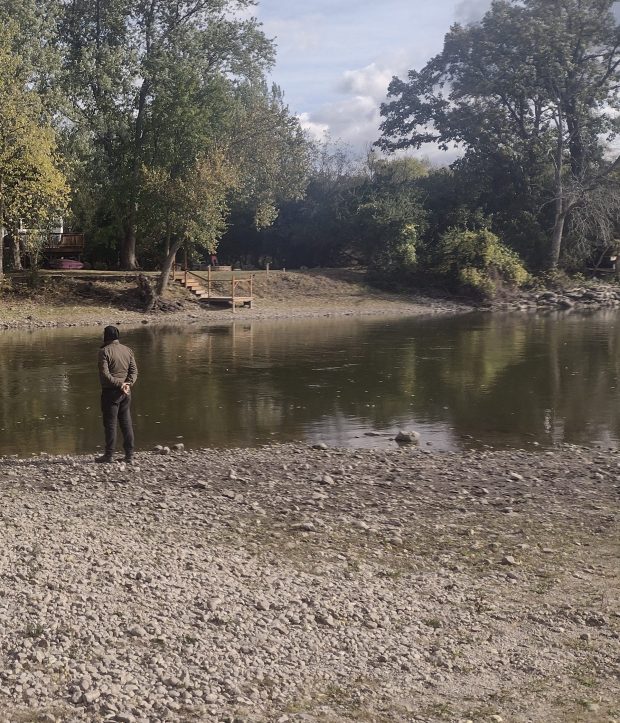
[251,0,494,159]
[251,0,620,164]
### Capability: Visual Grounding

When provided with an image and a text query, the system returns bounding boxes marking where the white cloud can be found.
[297,112,329,141]
[338,63,394,97]
[258,0,486,162]
[297,61,401,150]
[297,59,460,166]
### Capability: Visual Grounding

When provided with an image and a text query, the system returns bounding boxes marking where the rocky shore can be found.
[0,444,617,722]
[493,284,620,313]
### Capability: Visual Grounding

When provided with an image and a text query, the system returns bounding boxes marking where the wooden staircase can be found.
[176,275,210,300]
[174,269,254,311]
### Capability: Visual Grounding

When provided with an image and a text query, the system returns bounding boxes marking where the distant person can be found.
[210,253,218,266]
[96,325,138,464]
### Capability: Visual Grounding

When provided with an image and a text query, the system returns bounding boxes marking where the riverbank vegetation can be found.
[1,0,620,302]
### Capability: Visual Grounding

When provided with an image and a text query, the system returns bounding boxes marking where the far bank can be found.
[0,268,469,331]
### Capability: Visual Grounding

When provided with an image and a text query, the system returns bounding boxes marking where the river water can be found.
[2,312,620,456]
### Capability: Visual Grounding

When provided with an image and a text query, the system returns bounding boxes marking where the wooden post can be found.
[250,274,253,309]
[231,274,235,313]
[184,246,188,287]
[207,265,211,298]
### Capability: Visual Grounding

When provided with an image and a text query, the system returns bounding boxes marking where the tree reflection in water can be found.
[1,312,620,456]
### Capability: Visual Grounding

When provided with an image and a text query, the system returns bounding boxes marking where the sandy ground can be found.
[0,443,617,722]
[0,269,469,330]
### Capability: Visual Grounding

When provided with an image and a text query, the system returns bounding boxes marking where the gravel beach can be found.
[0,443,617,722]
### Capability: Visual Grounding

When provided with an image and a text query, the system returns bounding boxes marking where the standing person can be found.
[96,325,138,463]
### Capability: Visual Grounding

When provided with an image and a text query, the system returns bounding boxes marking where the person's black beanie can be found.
[103,325,120,345]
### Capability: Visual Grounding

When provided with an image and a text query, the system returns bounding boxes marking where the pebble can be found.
[0,443,614,722]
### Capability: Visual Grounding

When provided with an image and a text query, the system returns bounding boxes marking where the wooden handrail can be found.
[177,269,254,311]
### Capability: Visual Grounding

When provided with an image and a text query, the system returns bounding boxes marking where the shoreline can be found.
[0,298,472,332]
[0,269,471,331]
[2,268,620,331]
[0,443,617,722]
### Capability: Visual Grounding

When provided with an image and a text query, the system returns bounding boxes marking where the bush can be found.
[431,228,530,298]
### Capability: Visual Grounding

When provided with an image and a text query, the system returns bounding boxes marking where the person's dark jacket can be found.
[98,340,138,390]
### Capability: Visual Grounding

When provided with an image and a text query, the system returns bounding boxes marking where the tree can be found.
[232,137,362,268]
[143,150,236,298]
[136,64,309,297]
[352,154,428,274]
[60,0,274,269]
[0,23,68,278]
[378,0,620,269]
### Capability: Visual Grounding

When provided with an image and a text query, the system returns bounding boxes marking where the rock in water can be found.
[395,430,420,444]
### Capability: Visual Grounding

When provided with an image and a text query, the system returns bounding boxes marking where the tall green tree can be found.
[378,0,620,269]
[0,23,68,278]
[60,0,274,269]
[136,61,308,294]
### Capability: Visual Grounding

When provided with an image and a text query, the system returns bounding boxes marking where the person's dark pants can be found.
[101,388,134,457]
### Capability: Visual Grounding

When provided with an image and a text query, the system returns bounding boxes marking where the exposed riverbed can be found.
[0,444,617,722]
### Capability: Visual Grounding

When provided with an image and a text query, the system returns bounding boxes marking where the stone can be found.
[114,714,135,723]
[127,625,147,637]
[315,613,335,627]
[83,689,101,704]
[394,431,420,444]
[291,521,316,532]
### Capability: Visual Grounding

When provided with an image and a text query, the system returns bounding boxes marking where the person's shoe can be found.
[124,454,134,464]
[95,454,113,464]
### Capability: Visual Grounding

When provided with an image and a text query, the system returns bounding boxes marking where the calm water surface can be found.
[2,312,620,456]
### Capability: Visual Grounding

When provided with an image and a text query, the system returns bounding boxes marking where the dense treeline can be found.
[243,0,620,297]
[1,0,620,298]
[0,0,308,285]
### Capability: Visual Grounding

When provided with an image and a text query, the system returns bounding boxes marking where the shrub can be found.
[432,228,529,298]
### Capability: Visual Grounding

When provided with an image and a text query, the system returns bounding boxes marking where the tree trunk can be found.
[549,210,566,270]
[11,236,22,271]
[121,220,138,270]
[0,176,4,279]
[156,240,182,296]
[549,107,566,270]
[136,273,156,311]
[119,78,149,270]
[121,0,155,271]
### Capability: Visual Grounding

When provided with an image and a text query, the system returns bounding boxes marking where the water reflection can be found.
[1,311,620,456]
